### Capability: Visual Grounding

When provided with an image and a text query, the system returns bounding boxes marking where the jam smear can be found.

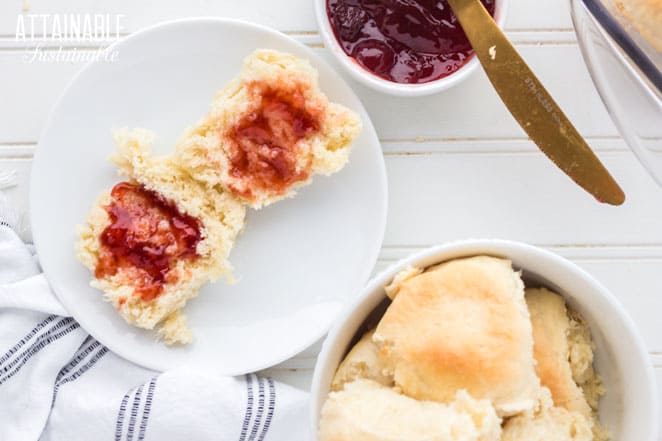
[327,0,496,84]
[227,83,323,199]
[95,182,202,302]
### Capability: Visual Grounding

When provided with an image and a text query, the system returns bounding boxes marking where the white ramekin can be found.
[310,239,659,440]
[315,0,509,96]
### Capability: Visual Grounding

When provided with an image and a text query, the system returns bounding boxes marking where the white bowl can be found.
[310,239,659,440]
[315,0,509,96]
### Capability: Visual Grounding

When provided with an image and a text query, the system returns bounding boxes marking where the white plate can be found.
[30,18,387,374]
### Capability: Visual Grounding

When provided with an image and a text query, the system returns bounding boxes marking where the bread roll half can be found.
[176,49,362,208]
[76,128,246,343]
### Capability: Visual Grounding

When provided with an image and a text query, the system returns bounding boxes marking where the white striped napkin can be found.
[0,215,310,441]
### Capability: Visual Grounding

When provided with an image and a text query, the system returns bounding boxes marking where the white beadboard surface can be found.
[0,0,660,433]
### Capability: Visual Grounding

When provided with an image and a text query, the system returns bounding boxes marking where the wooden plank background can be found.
[0,0,660,427]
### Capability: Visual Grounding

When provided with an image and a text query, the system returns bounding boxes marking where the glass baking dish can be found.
[570,0,662,186]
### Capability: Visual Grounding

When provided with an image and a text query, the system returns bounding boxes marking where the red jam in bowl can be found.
[227,82,322,200]
[95,182,202,302]
[327,0,496,84]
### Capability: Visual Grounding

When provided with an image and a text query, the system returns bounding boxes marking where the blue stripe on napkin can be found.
[115,388,133,441]
[257,378,276,441]
[0,317,79,385]
[248,377,266,441]
[0,315,57,365]
[239,373,255,441]
[126,383,145,441]
[137,377,157,441]
[55,336,100,383]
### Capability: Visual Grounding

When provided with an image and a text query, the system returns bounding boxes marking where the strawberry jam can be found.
[327,0,496,84]
[227,83,323,200]
[95,182,202,302]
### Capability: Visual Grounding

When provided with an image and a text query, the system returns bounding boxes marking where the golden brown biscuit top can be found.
[374,256,540,415]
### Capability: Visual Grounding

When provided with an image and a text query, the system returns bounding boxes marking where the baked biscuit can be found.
[374,256,540,416]
[76,129,246,344]
[526,288,593,417]
[526,288,607,440]
[176,49,362,208]
[319,379,502,441]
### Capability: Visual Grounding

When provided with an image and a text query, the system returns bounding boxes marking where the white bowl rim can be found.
[310,238,659,439]
[314,0,509,96]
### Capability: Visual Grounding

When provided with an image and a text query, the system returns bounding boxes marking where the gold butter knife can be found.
[447,0,626,205]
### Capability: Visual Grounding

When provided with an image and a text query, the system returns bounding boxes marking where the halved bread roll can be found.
[176,49,362,208]
[76,128,246,344]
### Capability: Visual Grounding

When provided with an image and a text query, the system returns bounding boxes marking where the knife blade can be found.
[447,0,626,205]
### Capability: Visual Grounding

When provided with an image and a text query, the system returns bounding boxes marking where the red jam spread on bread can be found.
[327,0,496,84]
[227,83,323,199]
[95,182,202,302]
